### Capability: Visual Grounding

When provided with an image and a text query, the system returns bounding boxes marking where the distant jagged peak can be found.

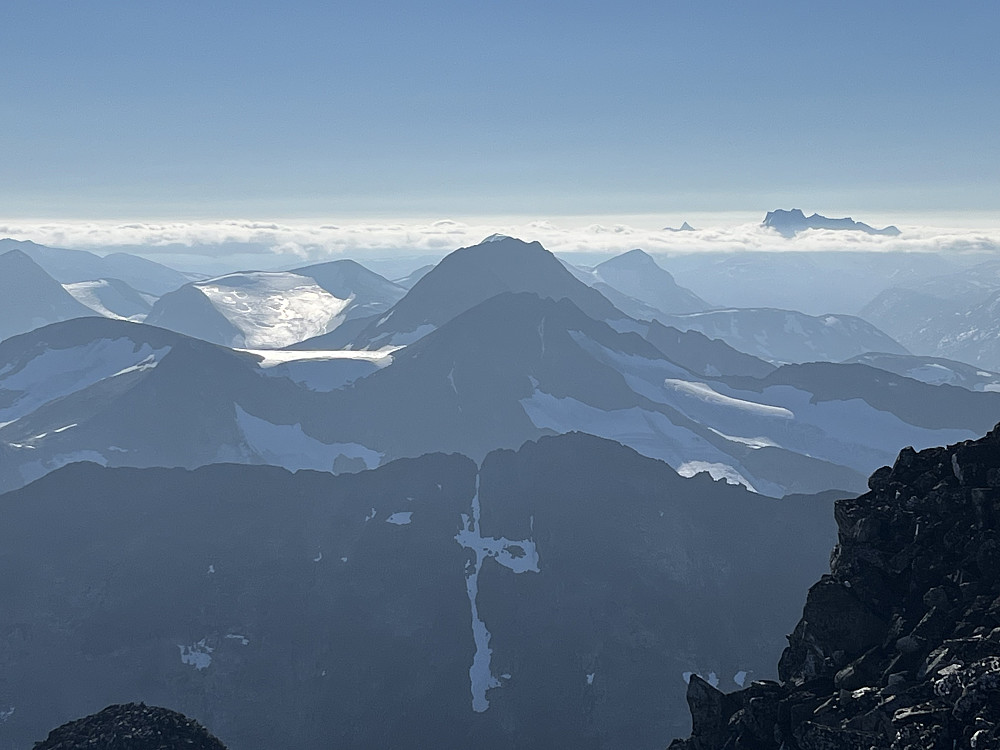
[663,221,696,232]
[763,208,901,238]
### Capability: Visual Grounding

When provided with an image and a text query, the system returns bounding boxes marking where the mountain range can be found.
[4,225,1000,748]
[762,208,901,238]
[0,433,837,749]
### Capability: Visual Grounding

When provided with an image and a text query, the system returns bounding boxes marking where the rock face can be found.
[669,425,1000,749]
[33,703,227,749]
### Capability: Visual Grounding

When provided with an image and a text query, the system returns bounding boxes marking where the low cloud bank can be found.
[2,217,999,263]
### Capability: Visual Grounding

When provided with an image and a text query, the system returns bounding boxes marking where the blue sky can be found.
[2,1,997,220]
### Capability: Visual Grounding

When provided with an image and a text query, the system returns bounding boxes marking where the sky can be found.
[0,1,997,267]
[3,1,998,215]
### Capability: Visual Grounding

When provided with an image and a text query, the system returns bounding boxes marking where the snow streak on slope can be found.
[0,340,170,425]
[63,280,154,321]
[234,405,381,472]
[455,474,540,712]
[197,273,351,348]
[519,391,766,493]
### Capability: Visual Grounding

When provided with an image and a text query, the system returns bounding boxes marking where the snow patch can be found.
[239,348,392,368]
[0,341,170,425]
[235,405,381,472]
[677,461,757,491]
[663,379,794,419]
[386,512,413,525]
[225,634,250,646]
[179,639,213,670]
[707,427,778,449]
[455,475,540,712]
[197,272,352,348]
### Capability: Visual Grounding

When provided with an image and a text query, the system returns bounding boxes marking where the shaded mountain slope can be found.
[844,352,1000,392]
[5,294,998,498]
[0,239,190,295]
[656,307,907,364]
[0,249,98,343]
[591,249,710,314]
[0,433,837,749]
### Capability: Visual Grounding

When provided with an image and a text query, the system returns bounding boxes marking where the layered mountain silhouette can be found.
[654,307,907,364]
[763,209,901,238]
[0,238,190,295]
[859,261,1000,370]
[658,250,954,317]
[843,352,1000,392]
[6,293,999,499]
[0,249,98,342]
[289,258,407,314]
[0,434,837,749]
[587,249,710,315]
[300,235,630,350]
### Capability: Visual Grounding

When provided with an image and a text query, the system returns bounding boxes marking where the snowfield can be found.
[197,272,353,348]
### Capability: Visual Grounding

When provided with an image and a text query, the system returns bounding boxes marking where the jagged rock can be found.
[32,702,228,749]
[669,424,1000,749]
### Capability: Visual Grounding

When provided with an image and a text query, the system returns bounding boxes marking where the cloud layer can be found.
[2,217,999,265]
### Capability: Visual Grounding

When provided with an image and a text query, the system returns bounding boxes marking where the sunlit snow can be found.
[197,272,352,348]
[677,461,757,491]
[386,512,413,525]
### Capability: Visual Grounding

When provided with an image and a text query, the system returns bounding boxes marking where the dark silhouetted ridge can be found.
[670,423,1000,749]
[33,703,228,749]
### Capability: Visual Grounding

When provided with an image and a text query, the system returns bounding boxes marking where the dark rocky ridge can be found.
[669,425,1000,749]
[33,703,227,749]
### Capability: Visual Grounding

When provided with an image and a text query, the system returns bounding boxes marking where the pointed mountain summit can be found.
[763,208,901,238]
[592,249,710,314]
[0,249,98,342]
[318,235,628,350]
[663,221,696,232]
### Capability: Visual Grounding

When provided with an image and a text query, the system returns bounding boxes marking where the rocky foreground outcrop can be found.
[33,703,228,749]
[670,425,1000,749]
